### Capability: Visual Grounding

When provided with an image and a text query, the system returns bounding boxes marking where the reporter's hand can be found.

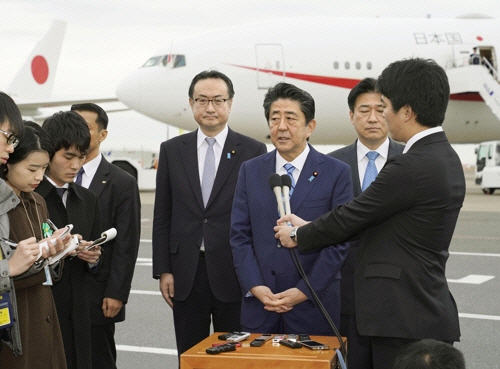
[7,237,38,277]
[77,242,101,264]
[159,273,174,308]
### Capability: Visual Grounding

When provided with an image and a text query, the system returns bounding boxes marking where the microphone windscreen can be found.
[281,174,292,188]
[268,173,282,190]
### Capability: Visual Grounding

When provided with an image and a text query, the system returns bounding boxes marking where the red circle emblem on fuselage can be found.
[31,55,49,84]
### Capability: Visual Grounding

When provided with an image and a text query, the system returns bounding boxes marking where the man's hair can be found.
[42,111,90,154]
[376,58,449,127]
[188,70,235,99]
[348,78,377,112]
[0,91,24,138]
[393,339,465,369]
[71,103,109,130]
[263,82,315,124]
[1,121,55,179]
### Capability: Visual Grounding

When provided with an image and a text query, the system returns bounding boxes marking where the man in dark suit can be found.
[70,103,141,369]
[275,58,465,369]
[329,77,404,369]
[230,82,352,334]
[36,111,102,369]
[152,70,267,360]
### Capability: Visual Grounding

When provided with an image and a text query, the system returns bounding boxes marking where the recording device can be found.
[299,340,330,350]
[279,339,302,349]
[206,343,236,355]
[250,333,273,347]
[286,334,298,342]
[298,334,310,341]
[84,228,117,251]
[212,342,241,347]
[272,334,286,343]
[217,332,236,340]
[226,332,250,342]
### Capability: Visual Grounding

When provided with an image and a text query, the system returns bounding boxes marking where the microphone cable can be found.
[278,174,348,368]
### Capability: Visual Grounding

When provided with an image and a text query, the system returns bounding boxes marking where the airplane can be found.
[6,20,117,121]
[116,15,500,145]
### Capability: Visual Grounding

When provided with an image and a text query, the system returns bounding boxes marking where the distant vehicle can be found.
[475,140,500,194]
[103,150,157,191]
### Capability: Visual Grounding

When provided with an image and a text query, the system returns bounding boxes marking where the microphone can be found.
[268,173,285,218]
[281,174,292,216]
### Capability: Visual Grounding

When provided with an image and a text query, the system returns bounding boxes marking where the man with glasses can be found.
[152,70,266,360]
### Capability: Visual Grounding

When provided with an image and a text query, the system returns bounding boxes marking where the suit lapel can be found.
[259,151,280,220]
[291,146,324,212]
[345,142,361,196]
[89,155,110,197]
[179,130,204,210]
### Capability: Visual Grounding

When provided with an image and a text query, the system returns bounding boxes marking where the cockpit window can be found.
[142,55,186,68]
[142,56,162,67]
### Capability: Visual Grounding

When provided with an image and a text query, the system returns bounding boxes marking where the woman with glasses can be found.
[0,93,67,366]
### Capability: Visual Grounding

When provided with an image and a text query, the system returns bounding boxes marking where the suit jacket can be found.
[152,127,267,302]
[86,156,141,325]
[298,132,464,341]
[36,178,102,369]
[230,145,353,332]
[329,139,404,315]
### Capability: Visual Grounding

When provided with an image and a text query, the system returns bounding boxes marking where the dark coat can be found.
[329,139,404,315]
[0,191,66,369]
[86,156,141,325]
[299,132,464,341]
[36,179,102,369]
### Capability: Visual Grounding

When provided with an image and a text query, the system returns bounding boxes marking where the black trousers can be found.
[91,323,117,369]
[172,254,241,360]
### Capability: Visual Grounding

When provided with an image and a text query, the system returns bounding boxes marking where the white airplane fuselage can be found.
[116,16,500,144]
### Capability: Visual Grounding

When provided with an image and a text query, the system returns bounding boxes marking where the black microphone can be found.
[268,173,285,217]
[281,174,292,216]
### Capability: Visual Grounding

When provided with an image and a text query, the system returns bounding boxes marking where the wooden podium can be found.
[180,333,346,369]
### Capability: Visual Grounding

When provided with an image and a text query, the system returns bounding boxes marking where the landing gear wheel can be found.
[482,188,495,195]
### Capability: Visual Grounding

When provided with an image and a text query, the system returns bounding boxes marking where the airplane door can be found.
[453,44,476,67]
[255,44,285,89]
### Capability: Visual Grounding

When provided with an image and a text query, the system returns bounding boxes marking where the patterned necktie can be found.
[201,137,216,207]
[361,151,380,191]
[75,167,85,186]
[283,163,296,197]
[56,187,67,199]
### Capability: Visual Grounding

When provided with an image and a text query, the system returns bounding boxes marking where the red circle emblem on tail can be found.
[31,55,49,84]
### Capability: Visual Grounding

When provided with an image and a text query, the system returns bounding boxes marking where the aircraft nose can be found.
[116,71,142,111]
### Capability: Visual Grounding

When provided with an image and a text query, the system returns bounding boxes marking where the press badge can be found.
[0,292,13,328]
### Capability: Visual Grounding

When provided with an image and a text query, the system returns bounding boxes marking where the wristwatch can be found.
[290,227,298,241]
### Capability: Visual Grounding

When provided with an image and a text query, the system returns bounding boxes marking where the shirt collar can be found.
[197,125,229,149]
[403,126,443,153]
[356,138,390,162]
[275,144,310,173]
[80,153,102,183]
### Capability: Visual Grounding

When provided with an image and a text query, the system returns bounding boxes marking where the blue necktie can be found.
[75,167,84,186]
[201,137,216,207]
[283,163,296,197]
[362,151,379,191]
[55,187,67,198]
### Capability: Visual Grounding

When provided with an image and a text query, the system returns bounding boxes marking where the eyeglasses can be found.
[193,98,230,106]
[0,128,19,148]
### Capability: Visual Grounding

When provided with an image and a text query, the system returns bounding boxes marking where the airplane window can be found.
[355,62,361,70]
[174,55,186,68]
[345,62,350,70]
[333,61,339,69]
[162,55,171,66]
[142,56,162,67]
[367,62,372,70]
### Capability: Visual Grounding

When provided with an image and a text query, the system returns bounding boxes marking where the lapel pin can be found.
[227,150,235,159]
[308,171,318,182]
[102,181,107,184]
